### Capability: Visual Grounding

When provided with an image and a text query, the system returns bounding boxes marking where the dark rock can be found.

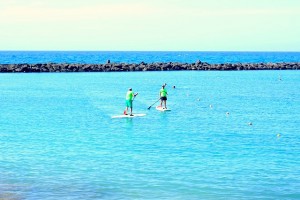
[196,60,202,65]
[0,62,299,73]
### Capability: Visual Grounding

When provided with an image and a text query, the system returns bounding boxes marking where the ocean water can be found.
[0,51,300,64]
[0,70,300,200]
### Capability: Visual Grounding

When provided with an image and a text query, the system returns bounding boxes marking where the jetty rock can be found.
[0,62,299,72]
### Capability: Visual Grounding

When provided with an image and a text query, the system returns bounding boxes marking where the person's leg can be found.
[124,107,128,115]
[130,107,133,115]
[130,100,133,115]
[124,100,128,115]
[164,100,167,109]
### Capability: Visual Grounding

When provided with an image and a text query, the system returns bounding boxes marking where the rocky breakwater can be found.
[0,61,299,72]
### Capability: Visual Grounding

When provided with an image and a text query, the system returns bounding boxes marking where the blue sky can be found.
[0,0,299,51]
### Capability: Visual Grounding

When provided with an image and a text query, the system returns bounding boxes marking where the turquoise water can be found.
[0,71,300,199]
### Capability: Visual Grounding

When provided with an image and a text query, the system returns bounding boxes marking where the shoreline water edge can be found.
[0,61,299,72]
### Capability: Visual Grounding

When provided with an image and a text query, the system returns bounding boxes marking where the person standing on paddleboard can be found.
[159,84,168,109]
[124,88,138,116]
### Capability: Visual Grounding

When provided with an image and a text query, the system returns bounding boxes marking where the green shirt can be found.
[160,88,167,97]
[126,91,134,100]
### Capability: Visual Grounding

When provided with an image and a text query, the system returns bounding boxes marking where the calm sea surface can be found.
[1,71,300,200]
[0,52,300,200]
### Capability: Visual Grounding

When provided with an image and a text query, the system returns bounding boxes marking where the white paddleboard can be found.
[112,113,146,119]
[156,106,171,112]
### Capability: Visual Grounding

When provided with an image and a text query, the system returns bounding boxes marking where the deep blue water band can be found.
[1,51,300,64]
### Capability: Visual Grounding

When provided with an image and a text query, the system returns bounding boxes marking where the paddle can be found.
[147,98,160,110]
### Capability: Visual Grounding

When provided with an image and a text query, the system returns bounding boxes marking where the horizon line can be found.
[1,50,300,53]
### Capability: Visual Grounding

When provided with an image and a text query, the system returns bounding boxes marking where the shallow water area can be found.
[0,70,300,200]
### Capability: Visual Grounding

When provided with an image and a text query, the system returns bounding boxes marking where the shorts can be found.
[160,96,167,101]
[125,100,133,108]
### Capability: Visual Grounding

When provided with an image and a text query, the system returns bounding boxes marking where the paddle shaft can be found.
[148,98,160,109]
[133,93,138,100]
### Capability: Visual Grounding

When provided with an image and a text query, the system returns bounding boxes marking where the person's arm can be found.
[132,92,138,100]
